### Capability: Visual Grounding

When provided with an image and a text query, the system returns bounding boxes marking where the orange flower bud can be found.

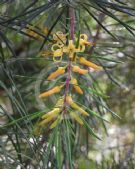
[71,78,83,94]
[47,67,65,80]
[39,86,62,98]
[74,86,83,94]
[80,57,102,70]
[66,95,73,104]
[72,65,88,75]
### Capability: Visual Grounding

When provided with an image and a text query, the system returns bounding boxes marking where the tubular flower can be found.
[38,114,57,126]
[41,108,60,119]
[71,78,83,94]
[47,67,65,80]
[71,102,89,116]
[70,112,84,125]
[38,108,61,126]
[66,96,89,116]
[50,117,61,129]
[80,57,102,70]
[79,34,93,46]
[72,65,88,75]
[38,98,64,129]
[39,85,63,98]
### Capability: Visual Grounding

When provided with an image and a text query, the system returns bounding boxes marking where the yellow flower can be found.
[63,40,84,59]
[71,103,89,116]
[51,32,94,62]
[50,117,61,129]
[70,111,84,125]
[66,40,76,59]
[38,108,61,126]
[39,85,63,98]
[47,67,65,80]
[38,98,64,129]
[38,114,57,126]
[51,44,63,62]
[79,57,102,70]
[71,78,83,94]
[79,34,93,46]
[66,96,89,116]
[41,108,60,119]
[72,65,88,75]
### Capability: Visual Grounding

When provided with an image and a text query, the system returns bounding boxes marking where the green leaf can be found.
[82,118,101,140]
[55,128,62,169]
[64,119,73,169]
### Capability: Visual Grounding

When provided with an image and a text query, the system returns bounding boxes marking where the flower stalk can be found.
[63,7,75,113]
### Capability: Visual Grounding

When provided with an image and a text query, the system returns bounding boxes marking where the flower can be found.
[50,117,61,129]
[51,44,63,62]
[71,78,83,94]
[38,98,64,129]
[37,31,102,130]
[70,111,84,125]
[72,65,88,75]
[66,96,89,116]
[38,108,61,126]
[39,85,63,98]
[79,34,93,46]
[79,57,102,70]
[41,108,61,119]
[51,33,93,62]
[47,67,65,80]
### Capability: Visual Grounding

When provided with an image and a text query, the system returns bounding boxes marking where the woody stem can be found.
[63,7,75,113]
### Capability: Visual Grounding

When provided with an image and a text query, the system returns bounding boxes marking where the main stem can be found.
[63,7,75,113]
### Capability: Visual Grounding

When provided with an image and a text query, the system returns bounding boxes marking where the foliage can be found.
[0,0,135,168]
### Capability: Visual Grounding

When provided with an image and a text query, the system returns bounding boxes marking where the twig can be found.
[63,7,75,113]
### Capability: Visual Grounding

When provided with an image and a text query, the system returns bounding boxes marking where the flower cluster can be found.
[38,96,89,129]
[37,31,102,129]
